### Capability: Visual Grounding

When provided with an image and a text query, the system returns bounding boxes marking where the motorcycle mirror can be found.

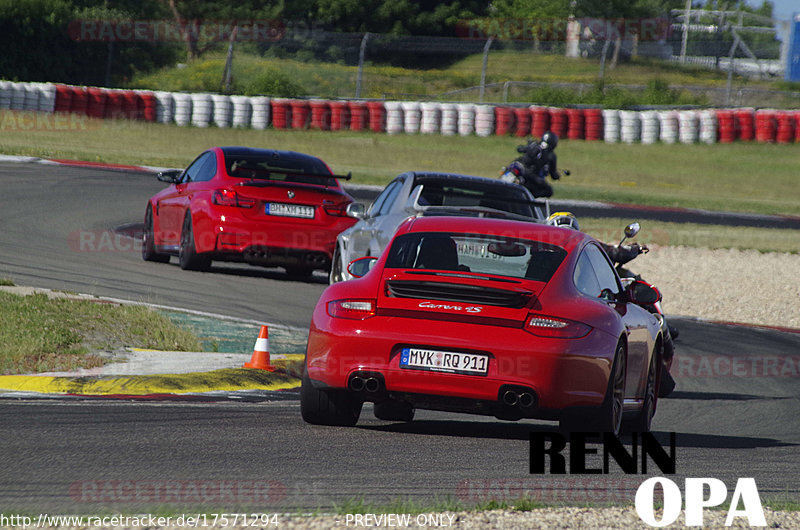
[626,280,661,305]
[620,222,640,245]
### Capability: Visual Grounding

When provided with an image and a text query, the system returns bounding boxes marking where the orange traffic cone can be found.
[244,325,275,371]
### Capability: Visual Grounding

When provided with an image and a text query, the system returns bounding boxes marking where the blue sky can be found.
[762,0,794,20]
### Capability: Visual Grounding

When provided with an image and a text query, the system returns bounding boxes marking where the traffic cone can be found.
[244,325,275,371]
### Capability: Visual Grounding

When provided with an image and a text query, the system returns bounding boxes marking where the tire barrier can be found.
[440,103,458,136]
[420,102,441,134]
[329,101,349,131]
[271,98,290,129]
[474,105,494,137]
[699,110,717,144]
[457,103,475,136]
[172,93,192,127]
[602,109,620,143]
[531,106,550,138]
[190,93,212,128]
[566,108,584,140]
[384,101,403,135]
[755,109,777,143]
[366,101,385,133]
[4,80,799,144]
[250,96,270,130]
[348,101,367,131]
[584,108,603,141]
[620,111,641,144]
[640,111,660,145]
[309,99,331,130]
[401,101,421,134]
[513,107,531,137]
[289,99,310,130]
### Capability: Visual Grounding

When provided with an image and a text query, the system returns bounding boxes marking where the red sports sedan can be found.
[142,146,357,276]
[301,216,664,433]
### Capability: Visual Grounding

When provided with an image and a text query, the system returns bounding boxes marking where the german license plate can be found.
[400,347,489,376]
[266,203,315,218]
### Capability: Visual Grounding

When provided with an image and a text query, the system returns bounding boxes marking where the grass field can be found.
[1,116,798,216]
[0,288,200,375]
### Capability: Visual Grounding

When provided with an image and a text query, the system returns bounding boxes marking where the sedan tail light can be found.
[323,203,350,217]
[213,189,255,208]
[524,314,592,339]
[327,299,376,320]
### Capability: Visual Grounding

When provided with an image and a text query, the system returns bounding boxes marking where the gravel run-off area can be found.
[626,246,800,330]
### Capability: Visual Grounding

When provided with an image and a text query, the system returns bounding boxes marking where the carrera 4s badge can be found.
[418,301,483,313]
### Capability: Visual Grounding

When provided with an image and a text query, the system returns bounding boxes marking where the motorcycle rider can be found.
[515,131,563,198]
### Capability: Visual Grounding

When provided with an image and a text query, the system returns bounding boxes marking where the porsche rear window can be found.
[385,232,567,282]
[224,154,336,186]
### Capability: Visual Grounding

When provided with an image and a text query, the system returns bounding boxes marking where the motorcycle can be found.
[610,222,677,398]
[500,139,570,198]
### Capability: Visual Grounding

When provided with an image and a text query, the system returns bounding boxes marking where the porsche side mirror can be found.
[626,280,661,305]
[157,169,183,184]
[346,202,367,220]
[347,256,377,278]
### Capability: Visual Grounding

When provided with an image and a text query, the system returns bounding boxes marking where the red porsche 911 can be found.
[301,216,665,433]
[142,146,357,276]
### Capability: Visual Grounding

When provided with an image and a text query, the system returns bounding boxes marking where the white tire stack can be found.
[678,110,699,144]
[658,111,679,144]
[384,101,403,135]
[698,109,717,144]
[457,103,475,136]
[640,111,660,144]
[401,101,421,134]
[620,111,641,144]
[190,93,212,127]
[420,102,441,134]
[173,93,193,126]
[250,96,270,129]
[231,95,252,128]
[154,91,175,124]
[211,94,232,128]
[440,103,457,136]
[602,109,620,143]
[474,105,495,137]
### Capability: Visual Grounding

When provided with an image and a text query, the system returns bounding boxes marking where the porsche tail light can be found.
[213,189,255,208]
[524,314,591,339]
[327,299,376,320]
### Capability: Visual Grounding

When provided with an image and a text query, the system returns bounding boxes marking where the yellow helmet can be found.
[546,211,580,230]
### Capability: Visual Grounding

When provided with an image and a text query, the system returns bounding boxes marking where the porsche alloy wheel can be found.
[179,213,211,271]
[602,344,627,435]
[300,367,362,426]
[142,206,169,263]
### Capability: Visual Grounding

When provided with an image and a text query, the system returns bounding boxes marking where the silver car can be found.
[330,171,547,283]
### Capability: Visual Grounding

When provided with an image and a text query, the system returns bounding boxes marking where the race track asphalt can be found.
[0,161,798,514]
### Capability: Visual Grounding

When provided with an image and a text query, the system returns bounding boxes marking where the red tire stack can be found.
[121,90,140,120]
[755,109,777,143]
[716,110,736,143]
[775,111,794,144]
[494,107,515,136]
[513,107,531,137]
[531,106,550,138]
[309,100,331,130]
[566,108,585,140]
[584,108,603,141]
[367,101,385,133]
[86,87,106,118]
[329,101,350,131]
[54,85,72,112]
[139,92,157,122]
[69,86,88,115]
[795,111,800,143]
[290,100,310,129]
[348,101,367,131]
[271,99,290,129]
[736,108,755,141]
[104,90,124,119]
[549,107,568,138]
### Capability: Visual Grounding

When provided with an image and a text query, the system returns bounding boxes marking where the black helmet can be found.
[540,131,558,151]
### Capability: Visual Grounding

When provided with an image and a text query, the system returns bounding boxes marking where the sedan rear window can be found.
[224,154,336,186]
[385,232,567,282]
[416,181,536,218]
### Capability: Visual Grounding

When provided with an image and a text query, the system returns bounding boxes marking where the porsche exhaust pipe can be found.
[349,376,365,392]
[364,377,380,393]
[519,392,535,408]
[502,390,519,407]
